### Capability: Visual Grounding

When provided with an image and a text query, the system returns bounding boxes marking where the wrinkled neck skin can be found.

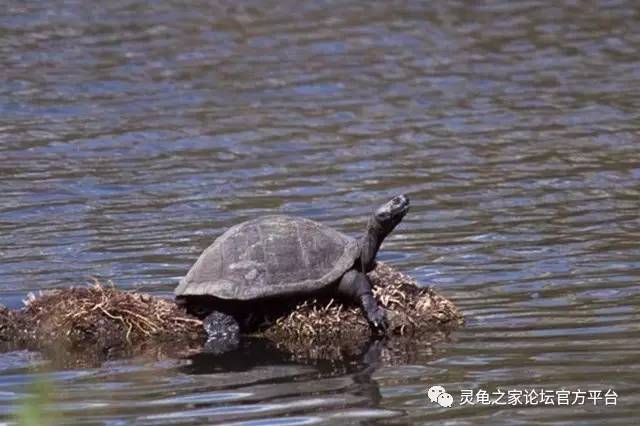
[358,217,393,273]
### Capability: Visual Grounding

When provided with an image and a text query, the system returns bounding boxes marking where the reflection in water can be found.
[177,338,387,424]
[1,0,640,424]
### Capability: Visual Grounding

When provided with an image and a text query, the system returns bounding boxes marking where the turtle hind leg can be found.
[202,311,241,354]
[337,270,387,333]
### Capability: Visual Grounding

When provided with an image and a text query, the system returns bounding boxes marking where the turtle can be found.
[175,194,410,351]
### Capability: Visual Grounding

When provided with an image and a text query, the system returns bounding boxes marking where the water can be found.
[1,0,639,424]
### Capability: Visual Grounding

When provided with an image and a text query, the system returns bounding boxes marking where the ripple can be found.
[1,0,640,424]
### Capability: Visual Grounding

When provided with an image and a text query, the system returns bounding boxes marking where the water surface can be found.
[1,0,639,424]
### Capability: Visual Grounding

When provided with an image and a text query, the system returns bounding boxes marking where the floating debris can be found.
[0,283,204,362]
[262,262,462,359]
[0,263,462,363]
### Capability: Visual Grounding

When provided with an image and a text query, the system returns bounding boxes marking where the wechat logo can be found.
[427,385,454,408]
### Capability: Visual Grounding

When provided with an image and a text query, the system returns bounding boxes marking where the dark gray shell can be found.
[175,215,359,300]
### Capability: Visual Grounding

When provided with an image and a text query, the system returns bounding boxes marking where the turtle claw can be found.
[357,288,388,334]
[367,307,388,334]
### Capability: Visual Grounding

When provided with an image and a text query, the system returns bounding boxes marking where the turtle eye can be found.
[376,210,391,221]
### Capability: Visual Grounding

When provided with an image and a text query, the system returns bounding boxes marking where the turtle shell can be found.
[175,215,359,300]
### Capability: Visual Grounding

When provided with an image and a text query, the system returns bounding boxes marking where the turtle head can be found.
[359,194,410,273]
[373,194,410,232]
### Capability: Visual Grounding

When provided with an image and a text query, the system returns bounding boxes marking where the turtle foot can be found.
[202,311,240,354]
[360,296,387,334]
[367,306,388,334]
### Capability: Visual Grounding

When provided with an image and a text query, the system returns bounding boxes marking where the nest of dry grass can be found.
[263,262,463,357]
[0,263,461,363]
[4,283,204,358]
[0,306,20,344]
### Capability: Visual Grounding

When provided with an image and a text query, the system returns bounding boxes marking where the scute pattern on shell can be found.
[175,215,360,300]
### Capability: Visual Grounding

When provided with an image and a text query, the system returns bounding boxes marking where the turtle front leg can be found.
[337,270,387,333]
[202,311,241,354]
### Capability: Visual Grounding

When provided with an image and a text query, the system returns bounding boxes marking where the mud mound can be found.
[262,262,462,358]
[1,283,204,359]
[0,263,462,363]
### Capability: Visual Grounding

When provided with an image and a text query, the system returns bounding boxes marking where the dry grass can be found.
[0,305,20,345]
[263,262,463,357]
[0,263,462,363]
[6,283,204,358]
